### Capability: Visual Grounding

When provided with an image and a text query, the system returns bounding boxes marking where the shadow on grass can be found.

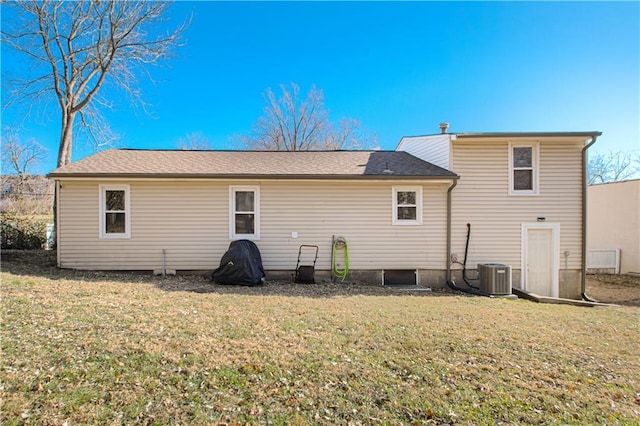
[1,249,459,299]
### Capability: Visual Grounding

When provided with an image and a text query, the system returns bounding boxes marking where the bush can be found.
[1,213,48,250]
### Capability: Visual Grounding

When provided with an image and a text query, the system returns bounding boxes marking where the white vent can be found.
[587,249,620,274]
[478,264,512,295]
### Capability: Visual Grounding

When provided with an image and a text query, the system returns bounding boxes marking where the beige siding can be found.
[450,140,585,271]
[57,179,450,272]
[587,180,640,273]
[58,181,227,270]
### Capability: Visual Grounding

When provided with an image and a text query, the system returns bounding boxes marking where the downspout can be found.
[581,134,599,302]
[55,180,61,267]
[446,178,458,282]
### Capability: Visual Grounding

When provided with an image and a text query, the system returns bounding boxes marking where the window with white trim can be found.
[509,143,539,195]
[99,184,131,238]
[230,186,260,239]
[392,187,423,225]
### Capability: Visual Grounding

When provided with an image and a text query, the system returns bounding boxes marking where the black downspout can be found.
[581,135,599,302]
[461,223,480,289]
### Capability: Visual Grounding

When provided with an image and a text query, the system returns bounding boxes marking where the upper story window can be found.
[392,187,423,225]
[509,143,539,195]
[99,184,131,238]
[230,186,260,239]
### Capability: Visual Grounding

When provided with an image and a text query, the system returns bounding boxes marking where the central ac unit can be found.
[478,263,512,295]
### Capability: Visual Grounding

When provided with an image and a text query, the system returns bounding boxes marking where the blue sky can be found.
[2,1,639,174]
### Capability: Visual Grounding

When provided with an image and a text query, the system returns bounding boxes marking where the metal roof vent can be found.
[439,122,450,134]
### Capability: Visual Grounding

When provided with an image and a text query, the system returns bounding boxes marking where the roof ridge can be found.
[116,148,397,153]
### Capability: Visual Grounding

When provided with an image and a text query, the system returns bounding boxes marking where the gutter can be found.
[46,173,457,181]
[581,134,600,302]
[446,178,458,281]
[455,131,603,139]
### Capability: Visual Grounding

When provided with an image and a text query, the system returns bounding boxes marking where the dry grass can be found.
[1,251,639,425]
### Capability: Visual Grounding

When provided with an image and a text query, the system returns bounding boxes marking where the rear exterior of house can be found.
[49,150,458,285]
[398,129,601,299]
[50,128,601,298]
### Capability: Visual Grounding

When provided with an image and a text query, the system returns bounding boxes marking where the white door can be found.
[526,228,554,296]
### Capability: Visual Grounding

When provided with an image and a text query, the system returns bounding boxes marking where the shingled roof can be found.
[49,149,457,180]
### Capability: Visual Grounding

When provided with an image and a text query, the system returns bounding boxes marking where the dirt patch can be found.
[587,273,640,306]
[0,250,452,299]
[3,250,639,305]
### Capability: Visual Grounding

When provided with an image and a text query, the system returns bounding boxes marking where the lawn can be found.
[1,251,639,425]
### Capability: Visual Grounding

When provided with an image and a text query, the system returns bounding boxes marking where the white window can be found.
[392,187,423,225]
[509,142,539,195]
[99,184,131,239]
[230,186,260,239]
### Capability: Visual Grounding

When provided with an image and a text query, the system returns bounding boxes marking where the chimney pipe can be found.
[439,122,449,134]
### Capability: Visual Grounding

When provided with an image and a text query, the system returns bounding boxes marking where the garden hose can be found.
[332,236,349,281]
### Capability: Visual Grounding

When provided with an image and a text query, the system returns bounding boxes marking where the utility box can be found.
[478,263,512,295]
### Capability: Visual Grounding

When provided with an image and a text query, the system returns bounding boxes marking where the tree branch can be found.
[2,0,188,166]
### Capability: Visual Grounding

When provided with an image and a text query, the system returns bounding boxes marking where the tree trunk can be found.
[53,111,75,253]
[57,112,75,168]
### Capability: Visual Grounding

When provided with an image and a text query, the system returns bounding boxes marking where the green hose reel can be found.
[332,236,349,281]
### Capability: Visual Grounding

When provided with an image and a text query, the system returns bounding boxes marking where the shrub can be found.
[1,213,48,250]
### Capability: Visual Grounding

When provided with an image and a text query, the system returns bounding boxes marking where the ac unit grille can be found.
[478,264,512,295]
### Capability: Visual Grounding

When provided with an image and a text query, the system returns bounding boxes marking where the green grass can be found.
[1,252,639,424]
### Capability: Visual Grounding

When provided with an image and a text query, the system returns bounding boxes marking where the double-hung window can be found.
[509,143,539,195]
[230,186,260,239]
[99,184,131,238]
[392,187,423,225]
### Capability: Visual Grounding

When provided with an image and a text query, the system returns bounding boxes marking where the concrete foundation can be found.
[559,270,582,300]
[265,269,450,289]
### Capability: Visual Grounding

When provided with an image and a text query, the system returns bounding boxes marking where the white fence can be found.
[587,249,621,274]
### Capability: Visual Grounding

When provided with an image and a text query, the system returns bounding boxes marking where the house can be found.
[397,125,601,299]
[587,179,640,275]
[48,126,601,299]
[48,149,458,284]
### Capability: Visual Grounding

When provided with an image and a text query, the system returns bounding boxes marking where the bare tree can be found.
[1,132,48,176]
[326,117,376,151]
[588,150,640,184]
[0,132,52,213]
[237,83,376,151]
[178,132,212,150]
[2,1,188,168]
